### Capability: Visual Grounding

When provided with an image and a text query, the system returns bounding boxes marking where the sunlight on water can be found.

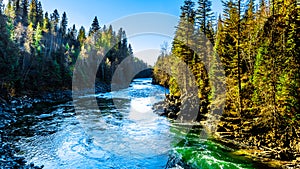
[129,98,153,121]
[14,78,261,169]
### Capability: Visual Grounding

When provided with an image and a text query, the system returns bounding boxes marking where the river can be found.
[12,78,264,169]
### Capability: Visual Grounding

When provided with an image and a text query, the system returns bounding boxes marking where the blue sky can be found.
[4,0,223,65]
[38,0,223,30]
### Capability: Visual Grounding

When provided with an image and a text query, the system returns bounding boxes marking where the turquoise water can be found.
[170,124,263,169]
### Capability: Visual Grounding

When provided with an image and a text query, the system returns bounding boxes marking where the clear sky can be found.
[3,0,223,65]
[38,0,223,30]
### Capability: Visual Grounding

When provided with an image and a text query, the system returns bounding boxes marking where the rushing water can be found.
[12,78,263,169]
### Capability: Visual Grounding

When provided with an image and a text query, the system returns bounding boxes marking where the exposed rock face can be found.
[153,95,181,119]
[153,93,208,123]
[165,151,193,169]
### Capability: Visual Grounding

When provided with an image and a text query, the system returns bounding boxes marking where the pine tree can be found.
[217,0,241,116]
[206,18,215,45]
[108,25,115,47]
[241,0,255,73]
[60,12,68,38]
[67,24,77,41]
[28,0,37,27]
[4,0,15,20]
[209,14,226,119]
[21,0,28,26]
[196,0,214,35]
[66,24,78,50]
[194,0,215,116]
[36,1,43,26]
[121,30,128,60]
[237,0,243,116]
[89,16,100,35]
[173,0,195,64]
[50,9,59,32]
[13,0,21,23]
[172,0,195,81]
[42,12,50,32]
[24,22,34,54]
[77,26,86,46]
[34,22,42,54]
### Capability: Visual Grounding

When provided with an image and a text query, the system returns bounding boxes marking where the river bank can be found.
[213,137,300,169]
[153,93,300,169]
[0,89,77,168]
[0,81,111,168]
[0,96,48,168]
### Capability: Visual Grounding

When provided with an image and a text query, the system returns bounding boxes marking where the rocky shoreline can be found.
[165,150,193,169]
[0,95,50,169]
[213,136,300,169]
[153,93,300,169]
[0,82,111,168]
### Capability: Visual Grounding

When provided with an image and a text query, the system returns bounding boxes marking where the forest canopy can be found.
[0,0,148,95]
